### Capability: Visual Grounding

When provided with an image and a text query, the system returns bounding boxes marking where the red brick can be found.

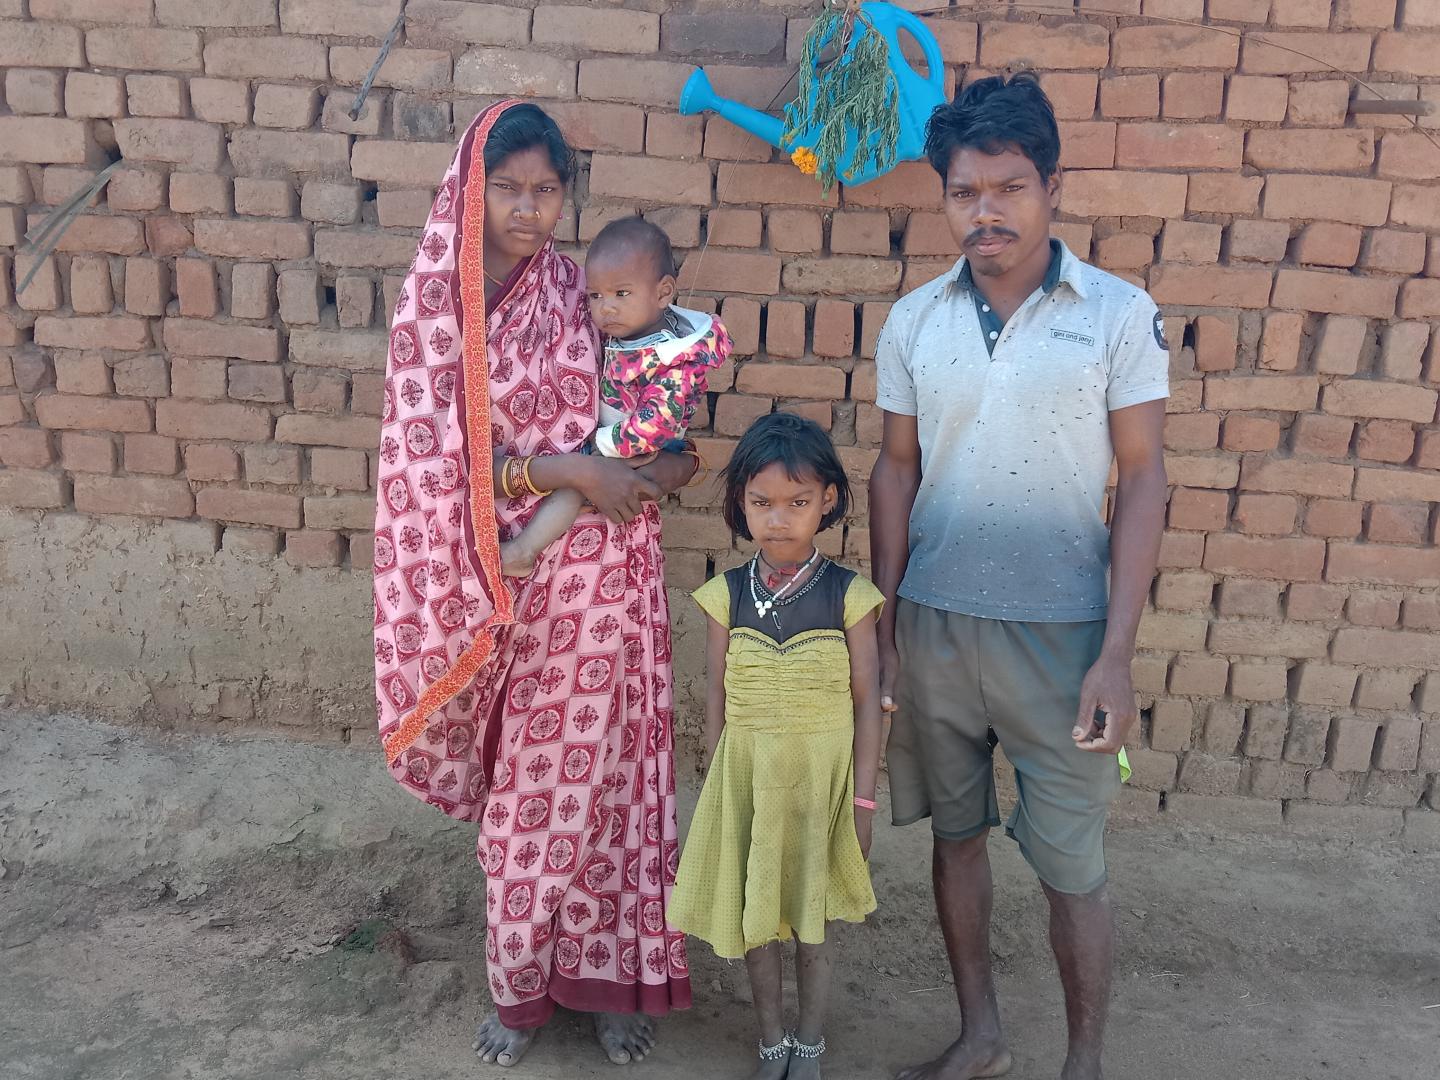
[126,73,185,119]
[124,258,171,317]
[233,264,277,322]
[1324,382,1437,424]
[1204,533,1326,581]
[1392,184,1440,231]
[228,363,286,404]
[1329,543,1440,588]
[194,219,310,261]
[1205,376,1318,413]
[1377,131,1440,183]
[54,354,111,397]
[1095,231,1154,271]
[1189,174,1263,215]
[189,77,251,124]
[1230,661,1289,702]
[74,474,193,518]
[145,216,194,258]
[221,526,282,558]
[979,20,1109,68]
[202,34,329,81]
[1137,611,1209,652]
[1258,312,1304,372]
[1038,71,1097,120]
[1355,467,1440,506]
[1167,455,1241,491]
[1210,618,1329,658]
[197,487,302,529]
[7,68,63,115]
[1164,413,1220,451]
[1241,457,1354,498]
[176,258,220,319]
[1272,270,1399,319]
[1242,31,1373,74]
[61,431,116,474]
[163,318,282,363]
[114,118,224,171]
[1400,279,1440,320]
[106,168,167,214]
[712,394,771,438]
[1356,421,1416,464]
[403,1,529,48]
[0,429,53,469]
[1247,129,1375,175]
[33,0,152,23]
[35,394,151,434]
[1154,569,1214,611]
[303,494,373,531]
[1225,75,1288,122]
[1158,530,1206,569]
[273,413,380,449]
[781,258,901,297]
[331,45,451,93]
[1418,430,1440,472]
[184,443,241,482]
[1378,322,1431,381]
[291,371,348,414]
[1283,80,1349,127]
[1149,699,1194,752]
[1168,487,1228,531]
[736,363,846,401]
[1101,75,1158,119]
[1312,315,1369,376]
[1160,220,1221,265]
[1347,590,1403,628]
[1263,175,1393,228]
[279,0,402,37]
[1168,652,1229,696]
[285,530,343,568]
[1328,716,1381,772]
[0,116,102,166]
[1292,414,1354,458]
[767,209,823,254]
[157,400,270,443]
[832,211,891,257]
[1404,594,1440,631]
[308,448,367,492]
[1216,578,1283,619]
[1150,264,1272,309]
[676,251,781,297]
[1116,123,1241,170]
[1304,500,1363,539]
[811,300,855,359]
[1062,170,1187,219]
[1293,223,1361,269]
[231,130,352,180]
[1233,493,1297,535]
[1334,628,1440,672]
[124,433,179,475]
[577,57,692,108]
[1374,30,1440,76]
[1294,663,1360,707]
[1374,716,1422,771]
[1288,582,1349,621]
[1192,314,1238,372]
[1114,25,1237,68]
[243,444,302,485]
[1163,71,1223,119]
[705,209,761,248]
[839,161,942,211]
[252,82,321,131]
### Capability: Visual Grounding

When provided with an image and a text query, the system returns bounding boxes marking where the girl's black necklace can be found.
[747,548,822,632]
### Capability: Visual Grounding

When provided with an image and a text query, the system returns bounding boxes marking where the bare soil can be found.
[1,712,1435,1080]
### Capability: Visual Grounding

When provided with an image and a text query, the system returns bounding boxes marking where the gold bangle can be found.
[522,454,554,497]
[500,456,519,499]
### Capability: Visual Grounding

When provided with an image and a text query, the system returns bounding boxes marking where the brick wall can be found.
[0,0,1437,833]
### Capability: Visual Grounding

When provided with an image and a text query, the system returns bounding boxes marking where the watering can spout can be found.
[679,68,785,151]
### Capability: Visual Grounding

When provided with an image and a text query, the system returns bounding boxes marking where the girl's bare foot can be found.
[787,1033,825,1080]
[472,1013,536,1068]
[895,1035,1012,1080]
[499,540,537,579]
[594,1012,656,1064]
[748,1036,791,1080]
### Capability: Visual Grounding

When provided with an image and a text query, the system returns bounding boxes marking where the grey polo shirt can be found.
[875,240,1170,622]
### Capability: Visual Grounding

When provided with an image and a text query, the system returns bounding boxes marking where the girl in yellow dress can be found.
[671,412,885,1080]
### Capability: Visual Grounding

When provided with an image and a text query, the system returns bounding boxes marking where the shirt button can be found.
[981,305,991,313]
[989,330,999,340]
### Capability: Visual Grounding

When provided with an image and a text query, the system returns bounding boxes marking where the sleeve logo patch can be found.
[1152,312,1169,350]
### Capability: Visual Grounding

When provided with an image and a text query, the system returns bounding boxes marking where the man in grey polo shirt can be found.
[871,74,1169,1080]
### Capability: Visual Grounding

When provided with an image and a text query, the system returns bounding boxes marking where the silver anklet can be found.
[789,1033,826,1059]
[757,1033,792,1061]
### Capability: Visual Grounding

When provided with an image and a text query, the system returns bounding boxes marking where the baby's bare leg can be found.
[499,488,584,577]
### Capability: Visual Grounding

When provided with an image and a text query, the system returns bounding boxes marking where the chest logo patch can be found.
[1050,328,1096,347]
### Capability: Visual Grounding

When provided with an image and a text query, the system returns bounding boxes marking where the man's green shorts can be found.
[888,598,1124,895]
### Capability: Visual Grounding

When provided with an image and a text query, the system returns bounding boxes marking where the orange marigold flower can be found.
[790,146,818,176]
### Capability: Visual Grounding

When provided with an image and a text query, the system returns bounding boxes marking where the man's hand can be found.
[878,640,900,714]
[854,805,874,860]
[1072,653,1138,754]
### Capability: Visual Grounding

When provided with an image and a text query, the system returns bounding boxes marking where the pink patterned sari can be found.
[374,100,691,1028]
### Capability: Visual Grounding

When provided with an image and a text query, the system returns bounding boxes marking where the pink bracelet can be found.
[853,796,877,811]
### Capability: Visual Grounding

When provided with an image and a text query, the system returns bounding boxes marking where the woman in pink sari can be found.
[374,100,696,1067]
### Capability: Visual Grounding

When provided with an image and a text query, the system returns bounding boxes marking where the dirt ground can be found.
[1,711,1435,1080]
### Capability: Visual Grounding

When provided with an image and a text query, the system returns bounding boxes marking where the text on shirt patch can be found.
[1050,329,1096,347]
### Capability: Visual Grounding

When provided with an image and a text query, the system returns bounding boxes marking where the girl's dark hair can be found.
[924,71,1060,182]
[721,412,851,540]
[484,103,577,184]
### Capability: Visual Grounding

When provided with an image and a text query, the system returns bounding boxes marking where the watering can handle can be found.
[888,6,947,99]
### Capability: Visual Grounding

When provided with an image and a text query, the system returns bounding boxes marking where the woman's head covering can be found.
[373,100,590,796]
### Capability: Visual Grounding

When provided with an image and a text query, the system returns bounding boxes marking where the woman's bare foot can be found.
[472,1013,536,1068]
[594,1012,656,1064]
[499,540,537,579]
[787,1038,822,1080]
[895,1035,1012,1080]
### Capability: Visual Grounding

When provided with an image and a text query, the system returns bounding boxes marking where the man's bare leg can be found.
[593,1013,658,1064]
[745,941,791,1080]
[499,487,584,577]
[896,832,1012,1080]
[472,1014,537,1068]
[1042,881,1112,1080]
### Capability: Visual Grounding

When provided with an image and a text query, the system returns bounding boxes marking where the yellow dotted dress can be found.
[670,559,883,958]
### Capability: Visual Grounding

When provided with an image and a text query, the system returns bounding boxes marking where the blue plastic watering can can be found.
[679,1,947,187]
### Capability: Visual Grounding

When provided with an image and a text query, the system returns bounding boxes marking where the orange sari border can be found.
[382,98,522,765]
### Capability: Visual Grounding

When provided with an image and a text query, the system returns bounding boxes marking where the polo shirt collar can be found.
[946,238,1089,301]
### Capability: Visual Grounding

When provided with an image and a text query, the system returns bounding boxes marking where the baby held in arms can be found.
[499,216,731,576]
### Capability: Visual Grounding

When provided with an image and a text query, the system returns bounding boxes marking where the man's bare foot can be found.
[472,1013,536,1068]
[895,1035,1012,1080]
[1059,1052,1102,1080]
[499,541,537,579]
[594,1012,656,1064]
[748,1048,791,1080]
